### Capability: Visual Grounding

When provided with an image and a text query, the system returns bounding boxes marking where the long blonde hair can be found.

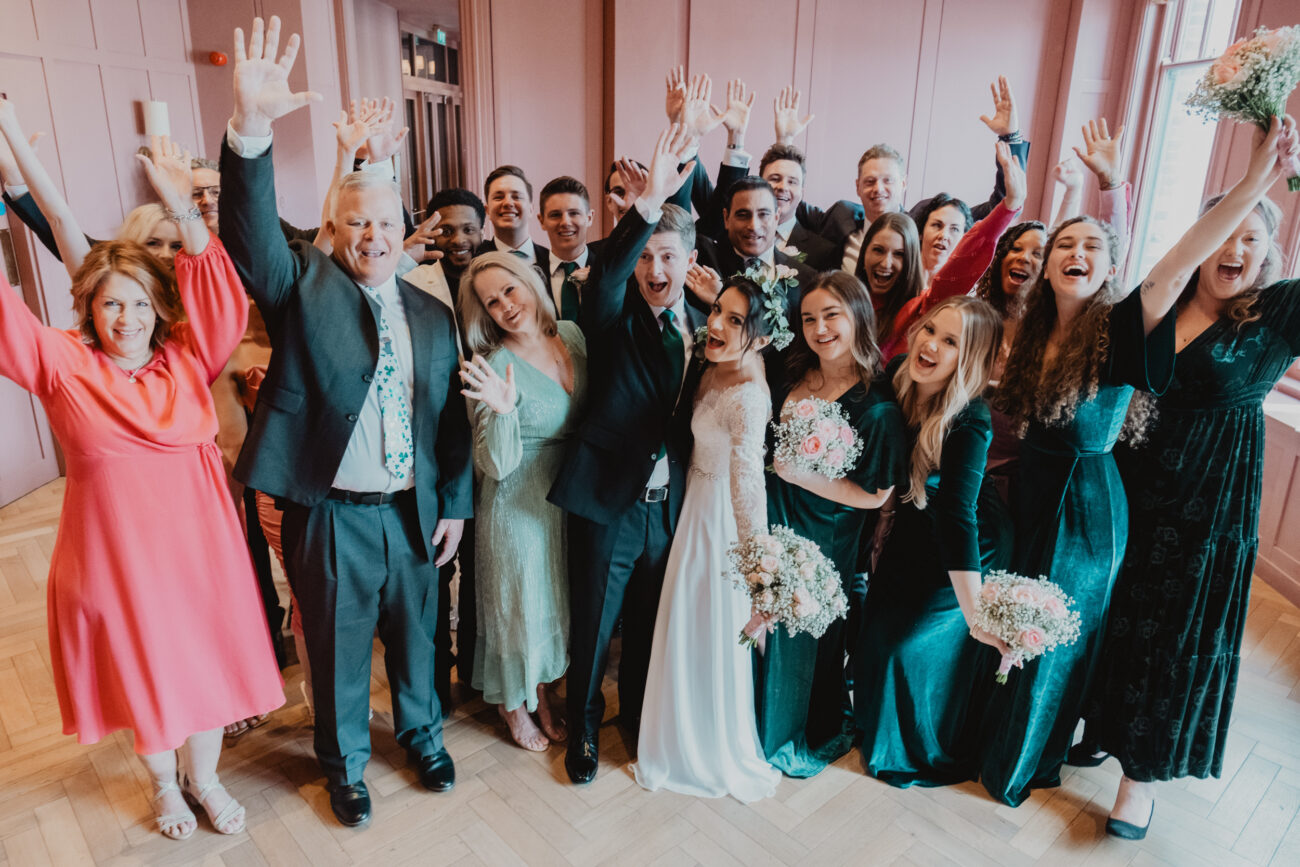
[458,251,557,357]
[892,297,1002,508]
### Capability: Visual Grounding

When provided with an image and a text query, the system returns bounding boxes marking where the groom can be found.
[550,126,701,784]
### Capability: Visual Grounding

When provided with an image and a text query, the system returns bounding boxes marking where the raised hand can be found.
[357,96,409,164]
[996,140,1027,211]
[1072,118,1125,189]
[773,86,814,145]
[231,16,322,138]
[608,157,648,213]
[665,65,687,124]
[717,78,755,137]
[334,99,385,156]
[1246,114,1298,191]
[641,124,698,211]
[680,73,722,139]
[978,75,1019,138]
[403,211,444,263]
[460,356,516,415]
[685,262,722,306]
[135,134,194,213]
[0,127,40,187]
[1050,156,1084,190]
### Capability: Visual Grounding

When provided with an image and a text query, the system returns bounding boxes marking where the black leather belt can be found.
[327,487,410,505]
[641,485,669,503]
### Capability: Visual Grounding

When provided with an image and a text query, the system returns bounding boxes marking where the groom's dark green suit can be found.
[219,137,472,787]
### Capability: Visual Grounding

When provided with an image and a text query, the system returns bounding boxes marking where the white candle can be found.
[143,100,170,137]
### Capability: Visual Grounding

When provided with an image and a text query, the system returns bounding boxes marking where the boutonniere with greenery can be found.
[740,263,797,351]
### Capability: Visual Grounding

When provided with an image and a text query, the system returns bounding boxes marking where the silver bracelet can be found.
[166,206,202,223]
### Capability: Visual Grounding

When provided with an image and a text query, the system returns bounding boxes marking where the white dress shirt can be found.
[493,235,537,263]
[547,245,590,317]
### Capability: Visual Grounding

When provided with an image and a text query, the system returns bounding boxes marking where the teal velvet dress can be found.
[755,378,906,777]
[1086,280,1300,781]
[855,395,1013,787]
[472,321,587,712]
[977,291,1175,806]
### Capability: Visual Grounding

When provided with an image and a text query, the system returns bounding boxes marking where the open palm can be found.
[231,16,321,137]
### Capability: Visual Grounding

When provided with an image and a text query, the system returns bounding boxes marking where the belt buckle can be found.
[642,486,668,503]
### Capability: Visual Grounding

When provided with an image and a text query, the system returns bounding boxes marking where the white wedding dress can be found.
[633,380,780,802]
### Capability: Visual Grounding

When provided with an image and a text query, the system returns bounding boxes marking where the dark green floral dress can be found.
[755,378,906,777]
[977,290,1176,807]
[855,394,1012,787]
[1085,280,1300,781]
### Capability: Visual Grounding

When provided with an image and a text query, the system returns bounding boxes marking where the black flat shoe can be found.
[565,732,598,784]
[327,781,372,827]
[410,748,455,792]
[1065,743,1110,767]
[1106,803,1154,840]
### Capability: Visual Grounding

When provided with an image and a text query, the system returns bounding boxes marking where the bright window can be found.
[1128,0,1241,281]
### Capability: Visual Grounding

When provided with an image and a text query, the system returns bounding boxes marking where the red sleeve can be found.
[0,274,87,396]
[172,236,251,384]
[880,200,1020,361]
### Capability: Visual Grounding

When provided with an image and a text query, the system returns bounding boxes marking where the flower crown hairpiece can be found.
[741,264,797,351]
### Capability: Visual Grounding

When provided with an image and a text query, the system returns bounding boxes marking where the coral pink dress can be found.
[0,238,284,753]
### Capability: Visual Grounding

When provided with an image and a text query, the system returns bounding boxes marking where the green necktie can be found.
[560,261,579,321]
[510,249,528,259]
[657,309,685,459]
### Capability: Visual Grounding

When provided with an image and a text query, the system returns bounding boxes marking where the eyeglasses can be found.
[192,185,221,201]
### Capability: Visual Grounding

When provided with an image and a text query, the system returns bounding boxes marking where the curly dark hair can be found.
[975,220,1047,320]
[993,216,1155,443]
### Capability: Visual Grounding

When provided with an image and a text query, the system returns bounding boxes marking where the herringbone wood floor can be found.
[2,479,1299,866]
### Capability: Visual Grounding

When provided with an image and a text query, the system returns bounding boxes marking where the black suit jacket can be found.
[548,208,705,526]
[219,140,472,561]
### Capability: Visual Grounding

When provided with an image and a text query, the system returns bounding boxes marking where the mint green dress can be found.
[472,321,587,712]
[976,291,1175,806]
[755,378,906,777]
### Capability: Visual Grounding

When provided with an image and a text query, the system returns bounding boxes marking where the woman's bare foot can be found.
[222,713,271,741]
[1110,775,1155,827]
[535,684,567,742]
[499,704,549,751]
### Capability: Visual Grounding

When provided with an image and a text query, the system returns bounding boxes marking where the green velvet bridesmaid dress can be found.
[977,290,1175,807]
[755,378,906,777]
[1087,280,1300,781]
[855,395,1013,787]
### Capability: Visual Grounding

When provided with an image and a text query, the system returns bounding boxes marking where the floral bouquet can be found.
[1186,25,1300,191]
[970,571,1082,684]
[727,525,847,648]
[771,397,863,480]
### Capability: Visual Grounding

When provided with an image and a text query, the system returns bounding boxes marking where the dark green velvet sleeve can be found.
[931,401,993,574]
[1107,287,1176,394]
[846,386,907,494]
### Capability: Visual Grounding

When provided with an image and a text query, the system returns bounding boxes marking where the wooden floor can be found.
[2,480,1300,866]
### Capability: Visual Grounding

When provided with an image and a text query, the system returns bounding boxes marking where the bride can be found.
[633,275,783,802]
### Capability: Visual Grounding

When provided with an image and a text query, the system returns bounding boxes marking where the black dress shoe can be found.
[565,732,598,784]
[1065,743,1110,767]
[1106,802,1154,840]
[411,748,455,792]
[327,781,372,827]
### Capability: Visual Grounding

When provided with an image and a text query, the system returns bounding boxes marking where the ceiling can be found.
[385,0,461,33]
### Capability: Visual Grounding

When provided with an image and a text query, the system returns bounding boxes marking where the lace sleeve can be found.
[725,382,771,540]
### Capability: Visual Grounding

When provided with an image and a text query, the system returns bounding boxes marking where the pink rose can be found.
[1011,584,1039,604]
[793,586,821,618]
[800,435,824,456]
[799,561,817,580]
[762,537,782,556]
[1211,56,1242,84]
[822,575,839,596]
[979,582,1000,602]
[1043,597,1067,618]
[758,571,773,586]
[1017,627,1046,651]
[745,572,762,586]
[795,399,817,419]
[1223,37,1249,56]
[759,589,775,607]
[839,425,855,444]
[825,447,846,468]
[759,555,779,573]
[817,418,839,439]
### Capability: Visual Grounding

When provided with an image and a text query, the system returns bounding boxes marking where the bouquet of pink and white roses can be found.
[771,397,862,480]
[1186,25,1300,191]
[727,525,847,648]
[971,571,1082,684]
